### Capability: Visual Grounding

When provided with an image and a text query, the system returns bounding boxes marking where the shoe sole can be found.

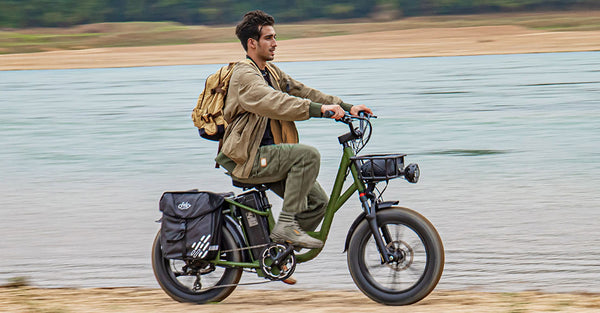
[270,234,323,249]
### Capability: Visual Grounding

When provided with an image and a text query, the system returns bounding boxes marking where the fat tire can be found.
[347,207,444,305]
[152,226,242,304]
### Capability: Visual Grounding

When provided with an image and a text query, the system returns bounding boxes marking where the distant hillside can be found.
[2,11,600,54]
[1,0,600,28]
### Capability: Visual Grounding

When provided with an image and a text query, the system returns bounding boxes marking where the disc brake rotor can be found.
[386,240,413,271]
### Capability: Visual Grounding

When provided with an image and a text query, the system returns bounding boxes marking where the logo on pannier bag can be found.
[177,201,192,210]
[191,235,212,258]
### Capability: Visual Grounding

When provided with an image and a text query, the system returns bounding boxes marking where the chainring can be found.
[259,243,296,281]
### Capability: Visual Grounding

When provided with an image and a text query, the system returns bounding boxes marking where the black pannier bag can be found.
[159,191,224,260]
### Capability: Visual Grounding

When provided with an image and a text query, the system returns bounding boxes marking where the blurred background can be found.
[2,0,600,27]
[2,0,600,55]
[1,0,599,295]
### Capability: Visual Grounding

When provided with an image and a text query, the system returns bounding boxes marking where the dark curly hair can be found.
[235,10,275,51]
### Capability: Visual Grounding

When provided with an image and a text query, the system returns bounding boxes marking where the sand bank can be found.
[1,25,599,71]
[2,287,600,313]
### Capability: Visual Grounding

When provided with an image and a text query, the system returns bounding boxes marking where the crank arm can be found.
[272,244,295,266]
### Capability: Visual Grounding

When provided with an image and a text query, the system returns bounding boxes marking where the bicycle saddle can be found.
[231,179,267,191]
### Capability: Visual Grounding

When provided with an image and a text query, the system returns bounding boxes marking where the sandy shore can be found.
[2,287,600,313]
[1,25,599,71]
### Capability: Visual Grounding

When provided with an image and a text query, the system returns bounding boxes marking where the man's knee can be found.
[294,144,320,159]
[292,144,320,168]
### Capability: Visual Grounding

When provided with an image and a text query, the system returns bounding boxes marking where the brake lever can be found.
[324,111,363,137]
[358,111,377,119]
[323,110,351,123]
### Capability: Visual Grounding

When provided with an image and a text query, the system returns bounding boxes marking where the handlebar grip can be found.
[323,110,335,118]
[358,111,376,118]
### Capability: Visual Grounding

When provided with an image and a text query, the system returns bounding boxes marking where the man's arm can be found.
[268,63,351,108]
[234,64,322,121]
[270,64,373,118]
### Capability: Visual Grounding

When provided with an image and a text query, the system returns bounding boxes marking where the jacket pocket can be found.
[222,115,249,164]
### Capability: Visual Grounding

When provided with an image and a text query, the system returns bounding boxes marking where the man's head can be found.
[236,10,277,65]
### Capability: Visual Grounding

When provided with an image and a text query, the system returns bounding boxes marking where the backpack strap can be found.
[239,59,282,90]
[265,62,281,87]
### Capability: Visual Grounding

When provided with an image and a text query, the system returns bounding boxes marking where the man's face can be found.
[254,25,277,61]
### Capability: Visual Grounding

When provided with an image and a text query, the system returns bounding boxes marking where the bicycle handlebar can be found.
[323,110,376,148]
[323,110,376,122]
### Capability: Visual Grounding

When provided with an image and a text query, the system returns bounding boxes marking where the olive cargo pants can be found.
[219,144,328,232]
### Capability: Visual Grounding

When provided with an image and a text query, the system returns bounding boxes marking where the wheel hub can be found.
[386,240,413,271]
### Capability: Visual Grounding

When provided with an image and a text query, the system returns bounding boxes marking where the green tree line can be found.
[1,0,599,28]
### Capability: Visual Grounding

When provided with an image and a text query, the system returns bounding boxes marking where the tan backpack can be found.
[192,60,279,141]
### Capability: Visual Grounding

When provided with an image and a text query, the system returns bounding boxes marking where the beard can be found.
[257,43,275,61]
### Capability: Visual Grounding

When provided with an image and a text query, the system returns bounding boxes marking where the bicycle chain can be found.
[219,243,269,254]
[189,242,298,292]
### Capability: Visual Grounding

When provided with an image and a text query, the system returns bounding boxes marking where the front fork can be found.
[359,192,396,264]
[345,144,396,264]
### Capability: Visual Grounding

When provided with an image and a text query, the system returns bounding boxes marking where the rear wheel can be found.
[347,207,444,305]
[152,226,242,303]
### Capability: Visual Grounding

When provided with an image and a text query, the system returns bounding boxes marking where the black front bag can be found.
[159,191,224,260]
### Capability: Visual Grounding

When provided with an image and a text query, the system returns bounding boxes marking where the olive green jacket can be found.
[217,60,351,179]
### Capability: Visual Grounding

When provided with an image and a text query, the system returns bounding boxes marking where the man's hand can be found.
[350,104,373,117]
[321,104,345,119]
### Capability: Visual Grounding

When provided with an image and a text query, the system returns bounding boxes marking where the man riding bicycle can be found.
[215,10,373,249]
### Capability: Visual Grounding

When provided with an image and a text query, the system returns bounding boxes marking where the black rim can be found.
[162,258,229,294]
[359,222,429,294]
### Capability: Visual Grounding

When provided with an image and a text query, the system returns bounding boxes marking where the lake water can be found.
[1,52,599,293]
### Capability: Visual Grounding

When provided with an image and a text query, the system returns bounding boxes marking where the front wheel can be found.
[151,226,243,304]
[347,207,444,305]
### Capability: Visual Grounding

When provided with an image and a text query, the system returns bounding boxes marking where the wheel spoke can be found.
[407,264,424,275]
[409,239,423,251]
[395,225,403,241]
[388,264,400,287]
[367,263,386,270]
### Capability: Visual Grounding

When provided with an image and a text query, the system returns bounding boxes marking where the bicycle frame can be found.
[211,139,366,269]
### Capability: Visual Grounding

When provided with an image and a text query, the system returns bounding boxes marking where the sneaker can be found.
[270,212,324,249]
[282,276,297,285]
[280,264,297,285]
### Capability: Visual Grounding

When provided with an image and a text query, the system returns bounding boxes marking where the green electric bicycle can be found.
[152,112,444,305]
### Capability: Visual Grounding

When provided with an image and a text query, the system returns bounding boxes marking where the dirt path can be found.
[1,25,599,71]
[2,287,600,313]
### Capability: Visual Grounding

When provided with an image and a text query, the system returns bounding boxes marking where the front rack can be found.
[351,153,406,181]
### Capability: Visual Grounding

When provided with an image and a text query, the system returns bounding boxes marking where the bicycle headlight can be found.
[403,163,420,183]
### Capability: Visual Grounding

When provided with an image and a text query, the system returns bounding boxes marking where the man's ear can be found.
[247,38,256,50]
